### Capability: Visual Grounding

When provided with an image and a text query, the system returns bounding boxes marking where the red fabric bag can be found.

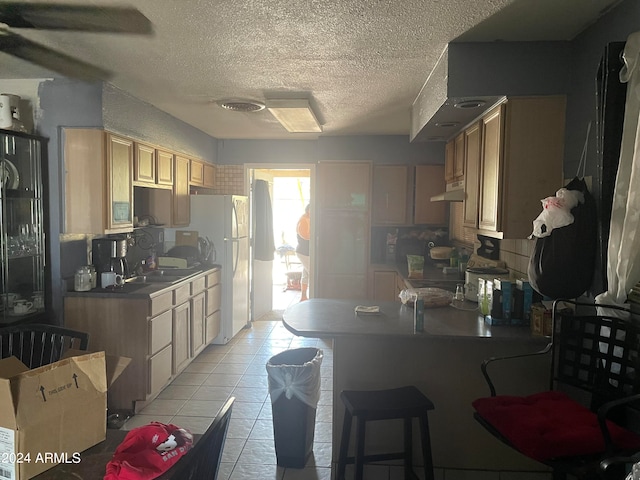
[104,422,193,480]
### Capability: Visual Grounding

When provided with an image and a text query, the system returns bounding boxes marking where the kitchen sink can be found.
[146,268,201,277]
[125,268,202,285]
[126,275,186,284]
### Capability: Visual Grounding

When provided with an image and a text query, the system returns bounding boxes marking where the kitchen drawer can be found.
[174,283,191,305]
[206,284,221,316]
[150,291,173,317]
[148,344,172,395]
[191,275,206,295]
[205,310,221,344]
[149,310,172,355]
[206,268,221,287]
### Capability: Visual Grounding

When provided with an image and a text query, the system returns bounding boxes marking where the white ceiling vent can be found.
[217,100,265,112]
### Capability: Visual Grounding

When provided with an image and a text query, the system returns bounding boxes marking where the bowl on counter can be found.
[428,246,454,260]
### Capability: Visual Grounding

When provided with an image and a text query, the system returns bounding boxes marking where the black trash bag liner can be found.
[528,177,597,299]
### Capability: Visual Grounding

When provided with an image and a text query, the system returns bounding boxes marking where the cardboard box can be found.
[531,303,552,336]
[0,351,129,480]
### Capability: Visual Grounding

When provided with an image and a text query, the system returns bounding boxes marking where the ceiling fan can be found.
[0,2,153,80]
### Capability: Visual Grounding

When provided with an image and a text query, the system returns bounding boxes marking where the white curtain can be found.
[596,31,640,316]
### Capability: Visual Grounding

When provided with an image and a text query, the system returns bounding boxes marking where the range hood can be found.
[431,180,464,202]
[411,41,571,143]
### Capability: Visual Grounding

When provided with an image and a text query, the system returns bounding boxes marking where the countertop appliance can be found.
[188,195,249,344]
[464,254,508,302]
[92,237,129,286]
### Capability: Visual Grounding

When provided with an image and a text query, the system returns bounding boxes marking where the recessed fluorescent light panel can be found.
[266,99,322,133]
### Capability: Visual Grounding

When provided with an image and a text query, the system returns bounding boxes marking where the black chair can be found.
[337,386,435,480]
[472,299,640,479]
[0,323,90,368]
[169,396,234,480]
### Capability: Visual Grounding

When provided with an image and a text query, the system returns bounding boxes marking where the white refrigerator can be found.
[189,195,250,344]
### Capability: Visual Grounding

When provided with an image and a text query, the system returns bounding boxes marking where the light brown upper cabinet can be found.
[203,163,216,188]
[173,155,191,226]
[134,143,173,189]
[414,165,447,225]
[372,165,411,225]
[189,159,204,186]
[64,129,134,234]
[445,139,455,183]
[133,142,156,185]
[156,149,174,187]
[462,121,482,229]
[190,159,216,189]
[477,96,566,238]
[454,132,465,179]
[445,133,465,183]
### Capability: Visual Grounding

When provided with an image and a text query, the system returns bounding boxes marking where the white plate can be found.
[0,158,19,190]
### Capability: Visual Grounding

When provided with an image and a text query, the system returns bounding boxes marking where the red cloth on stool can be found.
[104,422,193,480]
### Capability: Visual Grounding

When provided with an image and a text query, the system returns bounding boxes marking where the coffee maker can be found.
[92,237,129,286]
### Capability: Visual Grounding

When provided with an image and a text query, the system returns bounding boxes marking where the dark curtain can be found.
[253,179,276,261]
[595,42,627,293]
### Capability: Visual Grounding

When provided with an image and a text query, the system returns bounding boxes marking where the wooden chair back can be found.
[0,323,90,368]
[169,397,235,479]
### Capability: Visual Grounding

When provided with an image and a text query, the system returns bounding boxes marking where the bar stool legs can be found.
[336,386,435,480]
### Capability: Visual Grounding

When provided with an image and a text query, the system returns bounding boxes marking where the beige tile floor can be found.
[121,286,339,480]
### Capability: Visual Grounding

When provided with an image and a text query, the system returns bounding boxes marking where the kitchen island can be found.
[283,299,552,475]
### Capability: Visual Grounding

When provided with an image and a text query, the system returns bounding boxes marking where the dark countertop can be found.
[370,260,465,288]
[64,265,221,299]
[282,298,545,341]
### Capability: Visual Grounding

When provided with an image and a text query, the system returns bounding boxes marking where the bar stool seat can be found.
[337,386,435,480]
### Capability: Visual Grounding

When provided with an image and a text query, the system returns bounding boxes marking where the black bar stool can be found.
[337,386,435,480]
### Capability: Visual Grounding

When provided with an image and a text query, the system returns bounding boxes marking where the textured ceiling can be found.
[0,0,622,140]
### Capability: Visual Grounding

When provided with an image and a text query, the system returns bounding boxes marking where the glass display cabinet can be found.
[0,129,48,324]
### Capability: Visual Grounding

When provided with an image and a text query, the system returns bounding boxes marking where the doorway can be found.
[247,165,314,321]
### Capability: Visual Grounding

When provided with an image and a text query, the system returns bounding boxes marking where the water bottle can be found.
[414,297,424,333]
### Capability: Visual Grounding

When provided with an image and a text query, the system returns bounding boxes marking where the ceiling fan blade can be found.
[0,32,112,80]
[0,3,153,34]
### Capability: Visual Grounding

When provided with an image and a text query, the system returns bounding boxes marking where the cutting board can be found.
[175,230,199,247]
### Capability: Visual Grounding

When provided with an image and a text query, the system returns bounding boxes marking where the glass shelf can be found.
[1,128,48,324]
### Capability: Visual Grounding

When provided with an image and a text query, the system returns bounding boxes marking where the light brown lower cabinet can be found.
[190,292,206,358]
[205,270,222,343]
[63,266,221,413]
[172,301,191,375]
[370,269,404,302]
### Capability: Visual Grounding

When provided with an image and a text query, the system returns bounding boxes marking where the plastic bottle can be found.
[413,297,424,333]
[449,248,459,268]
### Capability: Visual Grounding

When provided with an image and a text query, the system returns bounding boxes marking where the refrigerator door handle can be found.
[232,199,239,239]
[232,238,239,275]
